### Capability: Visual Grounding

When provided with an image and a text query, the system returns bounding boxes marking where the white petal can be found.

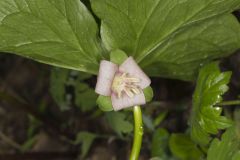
[119,57,151,89]
[95,60,118,96]
[111,92,146,111]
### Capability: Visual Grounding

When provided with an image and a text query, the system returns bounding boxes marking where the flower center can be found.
[111,72,141,98]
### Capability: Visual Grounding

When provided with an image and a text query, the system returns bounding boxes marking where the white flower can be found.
[95,57,151,111]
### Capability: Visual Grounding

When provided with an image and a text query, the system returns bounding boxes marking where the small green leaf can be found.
[21,137,37,152]
[75,82,98,112]
[207,126,240,160]
[75,132,97,158]
[110,49,128,65]
[143,86,154,103]
[151,128,169,158]
[0,0,104,74]
[91,0,240,81]
[96,95,113,112]
[105,112,133,136]
[50,68,71,111]
[142,114,154,131]
[169,133,203,160]
[154,111,168,127]
[190,62,233,145]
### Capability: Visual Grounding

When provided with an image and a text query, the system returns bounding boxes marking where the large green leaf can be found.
[190,62,233,146]
[207,126,240,160]
[0,0,104,74]
[91,0,240,81]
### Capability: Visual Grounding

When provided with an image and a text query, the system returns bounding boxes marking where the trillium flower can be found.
[95,57,151,111]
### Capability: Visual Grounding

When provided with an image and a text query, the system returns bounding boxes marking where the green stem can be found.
[129,106,143,160]
[217,100,240,106]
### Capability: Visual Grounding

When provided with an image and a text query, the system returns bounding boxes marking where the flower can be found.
[95,57,151,111]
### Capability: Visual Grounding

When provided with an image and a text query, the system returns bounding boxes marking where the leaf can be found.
[91,0,240,81]
[154,111,168,127]
[50,68,71,111]
[169,133,203,160]
[151,128,169,158]
[190,62,233,145]
[75,131,97,158]
[71,71,97,112]
[105,112,133,136]
[0,0,104,74]
[142,114,155,131]
[233,152,240,160]
[207,126,240,160]
[21,136,37,152]
[50,67,96,112]
[75,82,98,112]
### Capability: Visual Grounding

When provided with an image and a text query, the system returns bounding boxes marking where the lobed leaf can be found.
[190,62,233,145]
[207,126,240,160]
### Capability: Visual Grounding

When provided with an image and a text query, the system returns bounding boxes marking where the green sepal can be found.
[110,49,128,65]
[96,95,113,111]
[143,86,153,102]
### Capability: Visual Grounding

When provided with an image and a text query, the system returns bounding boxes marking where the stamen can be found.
[111,72,141,99]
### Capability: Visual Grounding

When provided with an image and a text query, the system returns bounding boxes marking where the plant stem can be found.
[217,100,240,106]
[129,106,143,160]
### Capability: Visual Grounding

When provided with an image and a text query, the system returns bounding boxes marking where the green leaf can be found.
[75,82,98,112]
[91,0,240,81]
[50,68,71,111]
[0,0,104,74]
[76,71,92,81]
[169,133,203,160]
[233,152,240,160]
[142,114,154,131]
[151,128,169,158]
[75,131,97,158]
[105,112,133,136]
[154,111,168,127]
[190,62,233,145]
[21,136,37,152]
[143,86,154,103]
[207,126,240,160]
[110,49,128,65]
[96,95,113,112]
